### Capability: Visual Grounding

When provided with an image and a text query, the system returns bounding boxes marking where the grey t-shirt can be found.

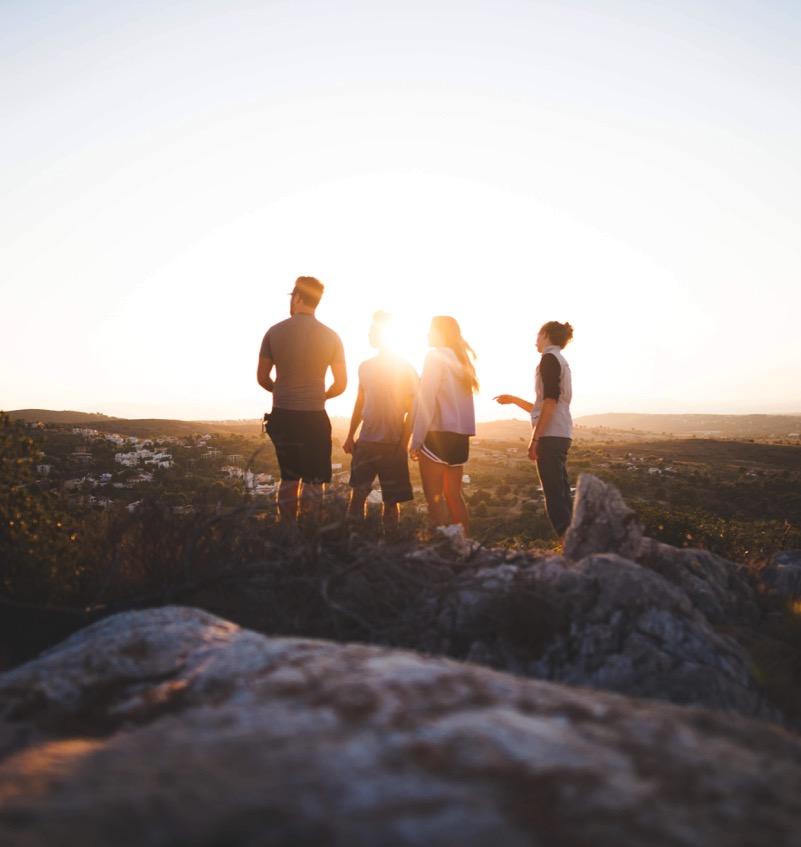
[259,314,345,411]
[358,353,418,443]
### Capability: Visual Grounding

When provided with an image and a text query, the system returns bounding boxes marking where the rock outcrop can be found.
[563,472,643,561]
[427,551,772,719]
[404,474,770,719]
[637,538,760,625]
[2,606,801,847]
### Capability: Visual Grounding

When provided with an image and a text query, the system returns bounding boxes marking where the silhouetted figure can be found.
[410,316,477,536]
[257,276,347,526]
[495,320,574,538]
[343,312,417,533]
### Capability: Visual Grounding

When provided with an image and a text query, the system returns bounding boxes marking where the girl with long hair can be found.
[410,316,477,534]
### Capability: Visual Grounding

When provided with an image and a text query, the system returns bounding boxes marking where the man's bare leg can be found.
[300,481,324,527]
[382,502,400,533]
[347,486,371,524]
[277,480,300,524]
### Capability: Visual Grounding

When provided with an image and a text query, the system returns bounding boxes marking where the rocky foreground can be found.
[2,473,800,846]
[2,605,801,847]
[178,473,783,723]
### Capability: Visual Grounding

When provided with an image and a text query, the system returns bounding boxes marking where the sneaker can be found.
[435,523,477,557]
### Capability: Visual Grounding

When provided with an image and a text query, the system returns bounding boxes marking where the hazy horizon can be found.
[7,405,801,425]
[3,1,800,422]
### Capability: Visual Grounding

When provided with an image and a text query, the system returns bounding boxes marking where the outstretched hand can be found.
[494,394,515,405]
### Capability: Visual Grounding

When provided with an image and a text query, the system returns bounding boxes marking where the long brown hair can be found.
[430,316,479,393]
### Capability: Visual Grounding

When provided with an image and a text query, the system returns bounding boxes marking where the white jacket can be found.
[411,348,476,449]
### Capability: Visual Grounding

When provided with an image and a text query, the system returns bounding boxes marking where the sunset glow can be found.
[2,2,800,421]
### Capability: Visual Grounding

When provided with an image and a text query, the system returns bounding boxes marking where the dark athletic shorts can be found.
[265,408,332,483]
[349,440,414,503]
[419,431,470,466]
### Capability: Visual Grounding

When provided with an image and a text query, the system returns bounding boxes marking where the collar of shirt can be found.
[542,345,561,356]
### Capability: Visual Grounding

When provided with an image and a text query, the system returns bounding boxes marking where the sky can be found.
[2,0,800,422]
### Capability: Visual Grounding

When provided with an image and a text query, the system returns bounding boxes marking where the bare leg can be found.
[381,501,400,533]
[300,481,324,526]
[443,464,470,535]
[419,455,449,527]
[347,486,371,523]
[277,480,300,524]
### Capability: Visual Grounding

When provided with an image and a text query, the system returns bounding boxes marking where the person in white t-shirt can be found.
[410,316,477,535]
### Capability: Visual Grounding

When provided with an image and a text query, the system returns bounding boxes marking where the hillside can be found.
[7,409,264,438]
[576,413,801,439]
[6,409,121,425]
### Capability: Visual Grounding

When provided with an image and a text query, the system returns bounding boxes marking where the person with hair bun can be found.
[410,316,477,535]
[494,321,574,538]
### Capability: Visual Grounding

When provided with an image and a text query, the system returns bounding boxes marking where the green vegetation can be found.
[0,414,83,601]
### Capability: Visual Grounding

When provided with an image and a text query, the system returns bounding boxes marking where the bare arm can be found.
[494,394,534,414]
[325,360,347,400]
[257,355,274,392]
[343,385,364,454]
[399,383,416,450]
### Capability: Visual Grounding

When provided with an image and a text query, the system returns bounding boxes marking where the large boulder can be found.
[1,607,800,847]
[564,473,643,561]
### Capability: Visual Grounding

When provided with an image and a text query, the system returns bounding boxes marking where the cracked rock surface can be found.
[2,606,801,847]
[429,550,772,720]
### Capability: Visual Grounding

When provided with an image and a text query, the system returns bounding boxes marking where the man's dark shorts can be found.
[349,440,413,503]
[266,408,332,483]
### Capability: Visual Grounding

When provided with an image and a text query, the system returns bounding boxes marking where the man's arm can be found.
[325,360,347,400]
[343,385,364,454]
[399,378,417,450]
[257,355,274,392]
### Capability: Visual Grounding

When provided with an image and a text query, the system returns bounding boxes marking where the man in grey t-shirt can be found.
[343,312,417,532]
[257,276,346,525]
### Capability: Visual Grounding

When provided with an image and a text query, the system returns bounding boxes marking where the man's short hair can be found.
[293,276,324,307]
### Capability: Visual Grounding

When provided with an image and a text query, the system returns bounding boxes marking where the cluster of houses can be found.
[114,448,174,469]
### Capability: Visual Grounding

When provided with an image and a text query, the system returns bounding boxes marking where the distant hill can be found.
[6,409,121,425]
[6,410,263,438]
[9,409,801,442]
[575,413,801,439]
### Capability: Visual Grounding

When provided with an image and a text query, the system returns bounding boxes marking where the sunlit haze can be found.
[3,1,800,422]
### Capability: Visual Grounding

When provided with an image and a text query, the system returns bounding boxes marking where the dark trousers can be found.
[536,437,573,537]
